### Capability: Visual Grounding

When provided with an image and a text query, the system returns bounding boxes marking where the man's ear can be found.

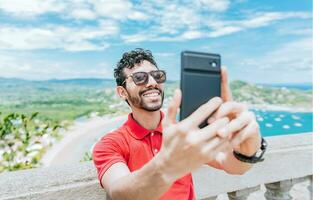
[116,86,128,100]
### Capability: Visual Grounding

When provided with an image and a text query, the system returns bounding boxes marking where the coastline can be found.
[41,102,312,166]
[247,103,312,113]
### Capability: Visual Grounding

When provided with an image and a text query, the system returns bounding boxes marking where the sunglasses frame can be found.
[122,70,166,86]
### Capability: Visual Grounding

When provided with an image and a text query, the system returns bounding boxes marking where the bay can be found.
[252,109,313,137]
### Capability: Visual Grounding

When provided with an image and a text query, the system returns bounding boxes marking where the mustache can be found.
[139,88,163,96]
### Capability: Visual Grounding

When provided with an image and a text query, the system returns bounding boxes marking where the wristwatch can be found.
[233,137,267,164]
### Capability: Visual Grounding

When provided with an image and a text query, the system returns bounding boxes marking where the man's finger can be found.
[221,67,233,102]
[208,101,247,124]
[231,120,260,149]
[217,111,255,138]
[197,117,230,142]
[163,89,181,127]
[205,140,232,160]
[182,97,223,128]
[201,137,228,158]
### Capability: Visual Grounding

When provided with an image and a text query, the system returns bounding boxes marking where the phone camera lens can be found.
[211,61,217,68]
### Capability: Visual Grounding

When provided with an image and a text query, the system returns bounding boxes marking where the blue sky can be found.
[0,0,311,83]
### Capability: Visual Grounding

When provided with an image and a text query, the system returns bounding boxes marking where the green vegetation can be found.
[0,78,311,167]
[0,78,179,123]
[81,151,93,162]
[0,78,129,122]
[3,78,309,124]
[230,80,312,109]
[0,112,65,172]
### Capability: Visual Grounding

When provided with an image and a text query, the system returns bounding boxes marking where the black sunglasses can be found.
[122,70,166,86]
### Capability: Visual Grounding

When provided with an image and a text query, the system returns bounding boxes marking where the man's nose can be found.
[145,74,158,87]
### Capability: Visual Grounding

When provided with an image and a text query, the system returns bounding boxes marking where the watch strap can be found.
[233,137,267,164]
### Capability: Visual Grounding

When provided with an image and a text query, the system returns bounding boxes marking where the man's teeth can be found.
[143,92,159,97]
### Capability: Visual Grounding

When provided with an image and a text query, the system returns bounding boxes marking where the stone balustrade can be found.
[0,132,312,200]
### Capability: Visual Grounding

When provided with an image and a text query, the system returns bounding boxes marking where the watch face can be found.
[256,138,267,161]
[261,138,268,150]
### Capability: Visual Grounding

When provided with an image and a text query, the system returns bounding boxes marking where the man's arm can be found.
[101,92,232,200]
[102,162,171,200]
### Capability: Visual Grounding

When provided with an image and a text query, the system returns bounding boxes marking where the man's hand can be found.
[210,102,261,156]
[217,67,261,156]
[156,89,230,184]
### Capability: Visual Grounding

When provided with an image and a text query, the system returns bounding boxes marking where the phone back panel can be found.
[180,51,221,124]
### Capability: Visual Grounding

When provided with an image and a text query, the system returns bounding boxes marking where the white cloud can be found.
[195,0,230,12]
[0,0,65,17]
[154,52,176,57]
[204,11,312,38]
[0,54,41,78]
[0,53,111,80]
[0,1,311,54]
[0,0,149,22]
[122,10,312,43]
[265,38,312,71]
[63,41,110,52]
[205,11,312,37]
[208,26,241,37]
[0,21,118,51]
[157,4,200,34]
[179,30,204,40]
[122,30,204,43]
[121,2,203,42]
[240,12,311,28]
[92,0,148,21]
[70,8,97,20]
[129,11,149,21]
[239,37,312,72]
[121,33,150,43]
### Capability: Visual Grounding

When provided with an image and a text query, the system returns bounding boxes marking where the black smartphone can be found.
[180,51,221,128]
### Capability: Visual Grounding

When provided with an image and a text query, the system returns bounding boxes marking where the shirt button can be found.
[154,149,158,153]
[151,132,154,136]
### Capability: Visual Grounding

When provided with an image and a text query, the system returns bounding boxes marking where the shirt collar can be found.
[125,111,164,140]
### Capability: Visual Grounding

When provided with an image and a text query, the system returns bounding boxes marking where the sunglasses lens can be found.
[151,70,166,83]
[132,72,148,85]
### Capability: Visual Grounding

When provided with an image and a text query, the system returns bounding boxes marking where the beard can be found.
[126,87,164,112]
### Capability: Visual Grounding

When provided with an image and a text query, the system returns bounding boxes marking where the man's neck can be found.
[131,109,161,130]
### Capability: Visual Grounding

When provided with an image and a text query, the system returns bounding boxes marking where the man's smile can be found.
[141,89,162,98]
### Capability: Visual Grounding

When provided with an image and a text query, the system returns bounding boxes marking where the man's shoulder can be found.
[99,125,129,142]
[93,125,130,153]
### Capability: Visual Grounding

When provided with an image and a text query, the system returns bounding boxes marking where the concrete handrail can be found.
[0,133,312,200]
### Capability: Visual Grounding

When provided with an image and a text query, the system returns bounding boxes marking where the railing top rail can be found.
[0,133,312,200]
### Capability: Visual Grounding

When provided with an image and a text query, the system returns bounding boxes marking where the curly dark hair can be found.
[114,48,158,87]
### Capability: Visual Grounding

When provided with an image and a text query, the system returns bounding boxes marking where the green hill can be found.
[230,80,312,109]
[0,78,311,122]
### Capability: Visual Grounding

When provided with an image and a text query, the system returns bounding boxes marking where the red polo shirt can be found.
[93,111,195,200]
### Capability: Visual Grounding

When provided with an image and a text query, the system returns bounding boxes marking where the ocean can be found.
[252,109,312,137]
[259,83,312,91]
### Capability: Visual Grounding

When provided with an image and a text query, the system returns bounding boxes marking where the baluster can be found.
[308,175,313,200]
[265,180,293,200]
[227,186,260,200]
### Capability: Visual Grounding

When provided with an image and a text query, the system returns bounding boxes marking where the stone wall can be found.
[1,133,312,200]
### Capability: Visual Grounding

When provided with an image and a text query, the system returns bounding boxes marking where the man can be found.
[93,48,264,200]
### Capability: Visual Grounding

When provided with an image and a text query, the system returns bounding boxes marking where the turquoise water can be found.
[251,109,312,137]
[178,109,312,137]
